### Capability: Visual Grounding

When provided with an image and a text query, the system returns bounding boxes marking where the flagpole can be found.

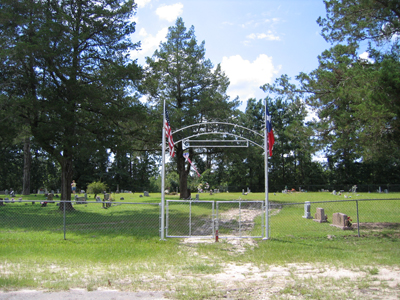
[264,98,269,240]
[161,99,166,240]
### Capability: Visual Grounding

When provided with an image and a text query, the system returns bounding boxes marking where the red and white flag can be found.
[183,153,201,177]
[266,105,275,156]
[165,109,175,157]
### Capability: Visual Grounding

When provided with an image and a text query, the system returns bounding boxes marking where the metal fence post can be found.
[239,200,242,237]
[356,200,360,237]
[63,201,66,240]
[189,201,192,237]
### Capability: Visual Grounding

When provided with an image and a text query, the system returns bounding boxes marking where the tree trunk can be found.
[59,151,74,211]
[177,143,190,199]
[22,137,31,195]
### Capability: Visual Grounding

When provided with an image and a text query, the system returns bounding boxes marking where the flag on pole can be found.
[183,152,201,177]
[165,109,175,157]
[266,105,275,156]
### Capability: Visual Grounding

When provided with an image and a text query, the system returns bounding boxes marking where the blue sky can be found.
[131,0,331,110]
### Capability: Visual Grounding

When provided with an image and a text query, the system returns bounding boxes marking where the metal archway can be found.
[161,101,271,240]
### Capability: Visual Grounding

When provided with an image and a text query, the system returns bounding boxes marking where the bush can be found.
[87,181,108,198]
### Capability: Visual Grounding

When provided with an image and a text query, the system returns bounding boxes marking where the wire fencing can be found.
[269,198,400,239]
[0,198,399,240]
[0,200,161,239]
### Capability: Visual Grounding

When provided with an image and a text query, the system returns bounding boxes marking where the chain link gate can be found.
[216,201,264,239]
[165,200,265,239]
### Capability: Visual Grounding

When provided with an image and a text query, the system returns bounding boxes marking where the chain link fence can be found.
[165,200,264,238]
[0,200,161,239]
[269,199,400,239]
[0,198,399,240]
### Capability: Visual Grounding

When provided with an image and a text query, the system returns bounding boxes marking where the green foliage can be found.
[87,181,108,198]
[318,0,400,46]
[141,17,240,198]
[0,0,142,201]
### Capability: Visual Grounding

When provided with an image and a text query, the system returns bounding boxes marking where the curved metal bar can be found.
[172,122,263,138]
[175,132,264,149]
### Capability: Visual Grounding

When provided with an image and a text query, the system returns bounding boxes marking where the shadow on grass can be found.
[0,201,163,239]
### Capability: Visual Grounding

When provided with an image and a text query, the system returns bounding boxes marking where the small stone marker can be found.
[96,196,101,202]
[303,201,312,219]
[331,212,352,230]
[144,191,150,197]
[103,193,111,208]
[47,193,54,203]
[313,207,327,223]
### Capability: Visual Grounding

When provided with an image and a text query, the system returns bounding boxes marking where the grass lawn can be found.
[0,191,399,299]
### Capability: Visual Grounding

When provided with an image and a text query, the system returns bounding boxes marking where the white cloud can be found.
[156,3,183,22]
[139,27,169,56]
[135,0,151,8]
[359,51,374,63]
[221,54,280,101]
[247,31,280,41]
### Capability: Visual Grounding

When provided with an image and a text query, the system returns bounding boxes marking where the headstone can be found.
[75,194,86,204]
[47,193,54,203]
[144,191,150,197]
[332,190,336,195]
[331,212,353,230]
[313,207,327,223]
[195,194,199,201]
[103,193,111,208]
[378,186,382,193]
[242,189,245,195]
[384,189,388,193]
[96,196,101,202]
[5,190,8,195]
[5,197,9,203]
[303,201,312,219]
[51,190,55,194]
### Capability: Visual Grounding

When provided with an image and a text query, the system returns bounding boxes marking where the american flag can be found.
[183,152,201,177]
[266,105,275,157]
[165,108,175,157]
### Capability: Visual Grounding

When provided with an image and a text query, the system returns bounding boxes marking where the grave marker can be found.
[303,201,312,219]
[331,212,353,230]
[313,207,327,223]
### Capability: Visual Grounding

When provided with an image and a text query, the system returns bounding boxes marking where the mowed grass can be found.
[0,191,399,295]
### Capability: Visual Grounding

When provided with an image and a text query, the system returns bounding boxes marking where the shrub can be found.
[87,181,108,198]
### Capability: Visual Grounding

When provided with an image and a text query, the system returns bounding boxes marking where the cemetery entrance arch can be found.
[160,104,272,241]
